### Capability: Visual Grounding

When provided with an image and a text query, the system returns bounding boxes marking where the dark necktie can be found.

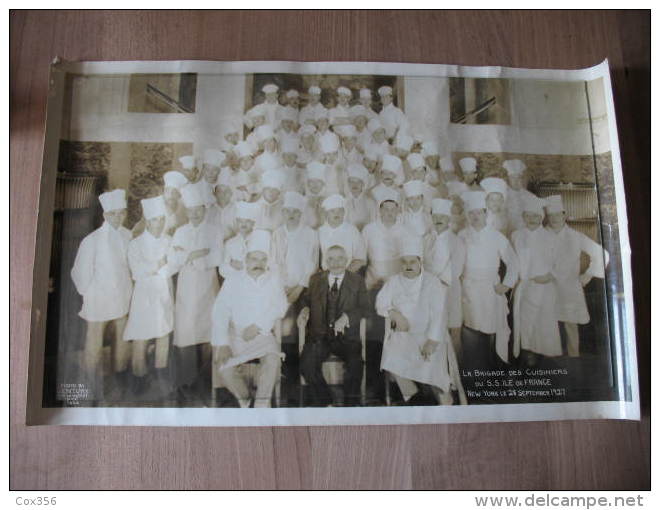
[330,277,339,295]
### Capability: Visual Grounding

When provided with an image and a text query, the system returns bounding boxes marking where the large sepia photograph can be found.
[27,59,638,426]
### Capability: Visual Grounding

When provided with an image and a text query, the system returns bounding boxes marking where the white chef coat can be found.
[123,230,176,341]
[253,151,283,178]
[169,220,222,347]
[219,233,249,280]
[345,192,377,231]
[369,182,404,204]
[507,188,537,233]
[328,105,352,127]
[261,102,286,129]
[206,202,236,241]
[272,223,319,288]
[365,140,392,158]
[459,225,519,362]
[281,163,303,193]
[71,221,133,322]
[318,222,367,269]
[402,207,433,237]
[255,197,284,232]
[379,103,410,139]
[511,226,561,357]
[218,168,251,202]
[547,225,609,324]
[356,129,372,152]
[424,228,466,328]
[299,103,328,125]
[487,209,510,237]
[211,269,288,368]
[362,218,407,289]
[376,272,452,390]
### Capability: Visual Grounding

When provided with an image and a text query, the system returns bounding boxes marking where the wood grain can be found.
[10,10,650,490]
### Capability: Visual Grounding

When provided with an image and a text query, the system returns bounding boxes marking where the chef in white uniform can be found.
[219,200,261,280]
[123,196,177,394]
[328,86,353,128]
[480,176,510,237]
[232,141,259,200]
[421,141,441,176]
[253,125,282,176]
[206,171,237,241]
[406,153,440,207]
[302,161,326,229]
[401,180,433,237]
[376,234,466,405]
[276,107,299,147]
[350,104,372,150]
[370,154,404,205]
[365,118,391,158]
[178,155,200,184]
[336,124,363,166]
[503,159,536,233]
[458,157,482,191]
[71,189,133,395]
[545,195,609,357]
[212,229,289,408]
[259,83,285,129]
[135,170,188,239]
[424,198,466,360]
[361,187,407,291]
[318,132,343,195]
[255,168,286,232]
[377,85,410,140]
[358,88,378,120]
[511,195,561,365]
[318,194,367,273]
[299,85,327,126]
[285,88,300,108]
[459,191,519,369]
[201,149,225,194]
[297,125,320,166]
[169,184,222,396]
[344,163,377,231]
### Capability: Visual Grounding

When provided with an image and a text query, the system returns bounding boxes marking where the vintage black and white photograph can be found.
[28,59,638,425]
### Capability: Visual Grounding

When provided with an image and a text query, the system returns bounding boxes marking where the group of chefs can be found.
[70,81,609,408]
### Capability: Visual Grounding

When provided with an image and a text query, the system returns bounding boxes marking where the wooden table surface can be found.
[10,10,650,490]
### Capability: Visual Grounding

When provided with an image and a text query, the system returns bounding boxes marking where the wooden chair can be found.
[297,312,367,406]
[383,319,466,405]
[211,319,282,407]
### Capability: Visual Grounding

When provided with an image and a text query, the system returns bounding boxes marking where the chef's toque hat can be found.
[99,189,127,212]
[403,179,425,198]
[141,196,167,220]
[322,193,346,211]
[163,171,189,189]
[247,229,271,256]
[283,191,306,211]
[480,177,508,198]
[459,157,478,174]
[461,191,487,212]
[431,198,453,216]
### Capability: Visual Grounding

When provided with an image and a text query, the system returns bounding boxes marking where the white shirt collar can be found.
[328,271,346,288]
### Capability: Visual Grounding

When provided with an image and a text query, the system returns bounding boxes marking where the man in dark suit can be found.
[299,244,371,406]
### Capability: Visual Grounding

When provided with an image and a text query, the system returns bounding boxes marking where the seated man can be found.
[299,244,371,407]
[211,230,289,408]
[376,235,466,406]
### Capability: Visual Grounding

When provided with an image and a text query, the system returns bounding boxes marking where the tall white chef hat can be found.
[446,181,468,197]
[359,88,372,98]
[522,195,547,215]
[322,193,346,211]
[283,191,306,211]
[545,195,565,214]
[347,163,370,183]
[141,196,167,220]
[421,140,440,157]
[335,124,357,138]
[480,177,508,198]
[431,198,453,216]
[461,191,487,212]
[319,132,340,153]
[367,118,385,133]
[255,124,276,143]
[373,186,400,207]
[246,229,271,256]
[439,156,455,172]
[306,161,327,182]
[235,141,255,159]
[261,169,286,191]
[99,189,127,212]
[459,157,478,174]
[407,153,425,170]
[203,149,225,167]
[179,155,196,170]
[394,134,413,152]
[180,183,207,208]
[378,85,393,96]
[262,83,279,94]
[337,86,352,96]
[403,179,425,198]
[308,85,321,95]
[235,201,261,221]
[381,154,403,177]
[398,233,424,259]
[163,170,189,189]
[350,105,368,118]
[503,159,526,176]
[299,124,317,137]
[363,146,381,162]
[286,89,299,99]
[280,137,299,154]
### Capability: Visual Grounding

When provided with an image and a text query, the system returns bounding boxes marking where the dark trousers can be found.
[461,326,498,371]
[300,334,363,406]
[175,344,211,392]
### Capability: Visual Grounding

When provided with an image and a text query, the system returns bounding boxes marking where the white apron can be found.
[362,220,406,289]
[123,231,175,341]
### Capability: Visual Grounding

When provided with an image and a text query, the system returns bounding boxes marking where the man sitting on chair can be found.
[211,229,289,408]
[299,244,371,407]
[376,234,466,405]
